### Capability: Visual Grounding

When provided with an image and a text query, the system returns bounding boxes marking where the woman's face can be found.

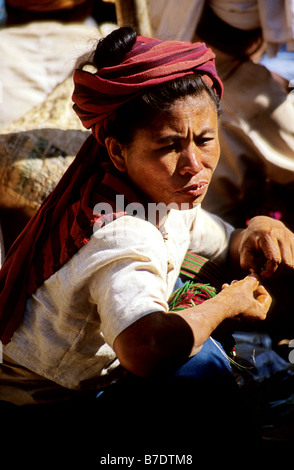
[109,92,220,208]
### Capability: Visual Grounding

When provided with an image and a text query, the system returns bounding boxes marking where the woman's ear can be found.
[105,136,127,172]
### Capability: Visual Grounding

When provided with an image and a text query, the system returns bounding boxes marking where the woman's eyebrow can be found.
[156,128,216,143]
[156,134,183,144]
[197,128,217,136]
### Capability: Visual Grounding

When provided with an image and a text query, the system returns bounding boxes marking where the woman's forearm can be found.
[173,292,235,356]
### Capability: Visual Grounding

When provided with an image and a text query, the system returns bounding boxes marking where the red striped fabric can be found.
[180,253,228,291]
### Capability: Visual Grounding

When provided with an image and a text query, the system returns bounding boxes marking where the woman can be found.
[0,27,293,462]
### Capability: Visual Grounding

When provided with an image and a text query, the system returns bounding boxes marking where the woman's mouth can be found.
[177,182,208,197]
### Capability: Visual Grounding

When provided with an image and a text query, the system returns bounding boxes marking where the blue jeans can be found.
[174,336,232,380]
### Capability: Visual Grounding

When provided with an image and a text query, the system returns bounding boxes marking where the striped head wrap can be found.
[72,35,223,143]
[0,32,223,344]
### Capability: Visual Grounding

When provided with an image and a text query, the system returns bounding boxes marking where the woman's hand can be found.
[220,273,272,321]
[232,216,294,278]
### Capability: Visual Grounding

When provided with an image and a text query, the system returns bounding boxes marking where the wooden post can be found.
[114,0,153,36]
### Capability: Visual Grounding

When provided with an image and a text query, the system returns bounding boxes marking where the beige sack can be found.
[0,77,90,217]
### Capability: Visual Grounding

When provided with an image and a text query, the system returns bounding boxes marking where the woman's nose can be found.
[178,146,203,176]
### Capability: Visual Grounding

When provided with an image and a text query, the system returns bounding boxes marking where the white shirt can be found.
[3,205,233,397]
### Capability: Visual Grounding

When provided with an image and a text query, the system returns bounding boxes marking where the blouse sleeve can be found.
[188,205,235,264]
[88,216,170,348]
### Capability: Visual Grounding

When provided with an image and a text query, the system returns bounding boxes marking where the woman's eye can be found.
[163,144,177,151]
[197,137,214,146]
[158,142,181,152]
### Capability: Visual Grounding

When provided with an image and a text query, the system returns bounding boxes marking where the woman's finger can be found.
[279,233,294,269]
[254,284,272,311]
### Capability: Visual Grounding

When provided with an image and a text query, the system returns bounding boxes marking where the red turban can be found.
[72,36,223,142]
[0,34,223,344]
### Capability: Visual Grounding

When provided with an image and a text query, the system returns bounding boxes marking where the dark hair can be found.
[92,27,221,145]
[94,27,137,69]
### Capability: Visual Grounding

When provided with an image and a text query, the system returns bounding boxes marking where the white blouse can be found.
[3,205,233,394]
